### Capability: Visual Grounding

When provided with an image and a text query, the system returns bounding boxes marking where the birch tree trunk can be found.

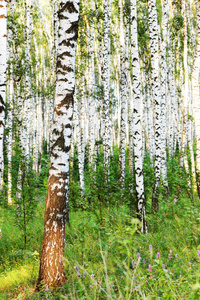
[87,0,96,168]
[192,0,200,197]
[148,0,161,212]
[119,0,127,189]
[146,75,154,165]
[180,0,196,192]
[131,0,147,233]
[180,0,189,173]
[0,0,7,188]
[77,75,86,194]
[102,0,111,179]
[160,0,168,193]
[37,0,79,289]
[7,0,15,204]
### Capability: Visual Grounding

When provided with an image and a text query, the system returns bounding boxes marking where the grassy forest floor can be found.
[1,184,200,299]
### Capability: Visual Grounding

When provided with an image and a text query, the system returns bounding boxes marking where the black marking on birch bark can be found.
[59,93,74,109]
[134,131,140,136]
[0,106,5,114]
[57,61,74,72]
[65,123,72,128]
[51,152,59,159]
[52,128,62,136]
[58,40,75,49]
[0,95,5,107]
[54,100,73,114]
[51,134,71,154]
[136,119,140,125]
[59,1,78,14]
[59,26,78,40]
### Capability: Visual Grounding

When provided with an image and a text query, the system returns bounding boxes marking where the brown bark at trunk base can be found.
[36,175,68,289]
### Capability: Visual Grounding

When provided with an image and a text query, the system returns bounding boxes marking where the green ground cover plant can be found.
[1,193,200,299]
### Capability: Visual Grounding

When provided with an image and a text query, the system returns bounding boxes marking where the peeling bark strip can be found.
[0,0,6,188]
[37,0,79,289]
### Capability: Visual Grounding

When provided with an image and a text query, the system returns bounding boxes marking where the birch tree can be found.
[160,0,168,192]
[0,0,7,188]
[87,0,96,168]
[148,0,161,211]
[119,0,127,188]
[192,0,200,197]
[180,0,189,172]
[102,0,111,179]
[37,0,79,288]
[7,0,15,204]
[131,0,147,233]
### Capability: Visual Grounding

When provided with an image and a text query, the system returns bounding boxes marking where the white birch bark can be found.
[51,0,59,76]
[188,88,197,193]
[146,75,155,165]
[87,0,96,167]
[128,68,134,182]
[102,0,111,178]
[192,0,200,197]
[131,0,147,233]
[77,75,86,194]
[22,0,33,166]
[33,37,40,173]
[160,0,168,191]
[0,0,7,188]
[148,0,161,211]
[180,0,189,171]
[73,82,85,195]
[7,0,15,204]
[119,0,127,188]
[180,0,195,191]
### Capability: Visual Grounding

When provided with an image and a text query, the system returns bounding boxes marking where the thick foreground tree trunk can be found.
[37,0,79,289]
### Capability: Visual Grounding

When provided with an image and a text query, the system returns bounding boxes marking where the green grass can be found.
[1,193,200,299]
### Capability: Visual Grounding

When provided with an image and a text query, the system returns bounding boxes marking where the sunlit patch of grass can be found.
[0,263,38,291]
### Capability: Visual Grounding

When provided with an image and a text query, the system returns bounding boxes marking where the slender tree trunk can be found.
[0,0,7,189]
[148,0,161,212]
[87,0,96,168]
[180,0,189,172]
[131,0,147,233]
[102,0,111,179]
[146,74,154,165]
[77,75,86,194]
[160,0,168,193]
[37,0,79,289]
[23,0,33,166]
[7,0,15,204]
[119,0,127,189]
[192,0,200,197]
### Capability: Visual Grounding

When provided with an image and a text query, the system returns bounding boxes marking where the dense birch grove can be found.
[1,0,200,290]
